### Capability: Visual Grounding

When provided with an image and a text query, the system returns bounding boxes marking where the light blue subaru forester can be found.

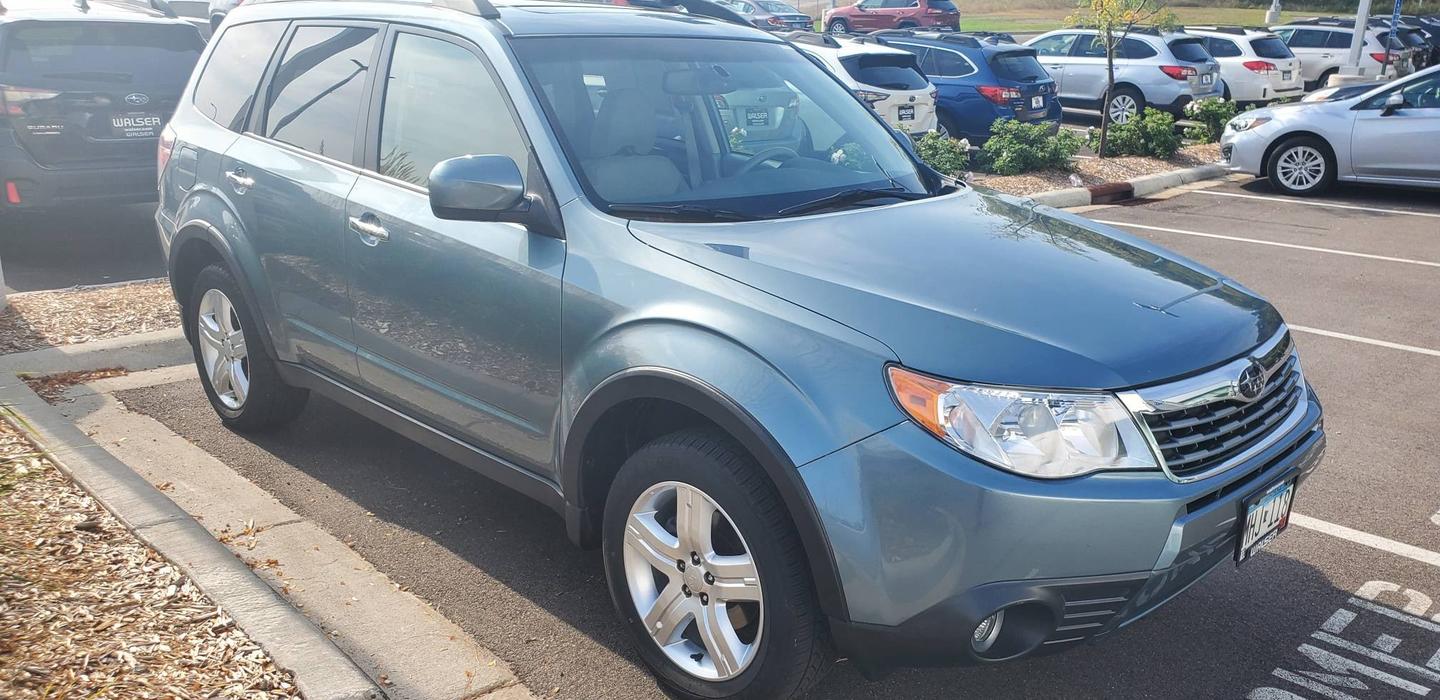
[157,0,1326,696]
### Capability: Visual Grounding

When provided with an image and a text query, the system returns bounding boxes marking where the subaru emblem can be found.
[1235,361,1266,402]
[125,93,150,106]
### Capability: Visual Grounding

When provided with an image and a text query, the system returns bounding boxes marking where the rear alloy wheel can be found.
[1106,88,1141,125]
[603,430,831,699]
[189,264,309,431]
[1267,136,1335,196]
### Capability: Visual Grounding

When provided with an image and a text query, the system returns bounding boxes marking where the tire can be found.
[826,19,848,33]
[1311,68,1337,92]
[1104,86,1143,125]
[602,429,832,699]
[1265,135,1335,196]
[188,264,309,431]
[936,113,962,141]
[897,20,918,29]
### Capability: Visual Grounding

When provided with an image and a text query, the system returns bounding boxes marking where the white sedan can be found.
[1220,64,1440,195]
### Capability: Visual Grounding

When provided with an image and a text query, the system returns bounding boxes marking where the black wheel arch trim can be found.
[561,367,851,622]
[168,220,282,364]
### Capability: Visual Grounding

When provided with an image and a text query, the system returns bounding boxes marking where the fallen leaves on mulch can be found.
[22,368,130,404]
[0,419,299,699]
[0,281,180,355]
[975,143,1223,196]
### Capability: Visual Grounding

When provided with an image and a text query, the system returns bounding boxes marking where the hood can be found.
[628,189,1283,390]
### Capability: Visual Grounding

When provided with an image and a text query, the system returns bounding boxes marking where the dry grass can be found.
[0,281,180,356]
[0,420,298,699]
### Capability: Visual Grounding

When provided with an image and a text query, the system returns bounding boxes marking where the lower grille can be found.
[1042,580,1140,647]
[1141,353,1303,479]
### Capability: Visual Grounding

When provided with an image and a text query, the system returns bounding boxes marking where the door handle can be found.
[348,214,390,244]
[223,168,254,193]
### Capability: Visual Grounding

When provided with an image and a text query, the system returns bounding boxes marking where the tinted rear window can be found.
[1167,39,1211,62]
[841,54,928,90]
[928,0,958,10]
[1250,36,1294,59]
[989,51,1046,81]
[193,21,288,131]
[1,22,203,85]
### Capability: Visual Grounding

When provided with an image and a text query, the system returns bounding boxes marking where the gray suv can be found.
[158,0,1326,697]
[1026,27,1224,123]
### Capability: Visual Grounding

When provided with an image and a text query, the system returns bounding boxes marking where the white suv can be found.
[1025,28,1222,124]
[787,32,938,134]
[1271,21,1400,88]
[1186,27,1303,105]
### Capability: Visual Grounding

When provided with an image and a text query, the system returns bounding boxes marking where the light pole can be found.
[1265,0,1282,25]
[1339,0,1375,82]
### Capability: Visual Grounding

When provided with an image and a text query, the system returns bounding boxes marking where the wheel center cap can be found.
[683,565,705,591]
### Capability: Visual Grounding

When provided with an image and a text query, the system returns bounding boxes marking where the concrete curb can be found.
[1029,163,1230,208]
[0,372,386,700]
[0,327,189,375]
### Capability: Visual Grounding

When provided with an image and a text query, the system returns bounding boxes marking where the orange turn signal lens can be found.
[886,365,952,438]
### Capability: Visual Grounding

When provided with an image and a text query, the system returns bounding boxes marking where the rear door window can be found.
[1119,38,1158,59]
[193,20,288,131]
[1204,37,1243,58]
[262,25,379,163]
[927,0,957,10]
[1286,29,1328,48]
[1071,35,1107,58]
[1324,31,1354,49]
[1029,33,1077,57]
[928,48,973,77]
[840,54,928,90]
[1250,36,1295,59]
[1167,39,1212,62]
[1,21,203,86]
[376,32,530,187]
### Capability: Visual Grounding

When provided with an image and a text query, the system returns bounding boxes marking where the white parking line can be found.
[1291,513,1440,569]
[1195,189,1440,220]
[1290,326,1440,359]
[1093,220,1440,269]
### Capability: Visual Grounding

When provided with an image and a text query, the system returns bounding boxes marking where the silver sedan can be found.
[1220,64,1440,195]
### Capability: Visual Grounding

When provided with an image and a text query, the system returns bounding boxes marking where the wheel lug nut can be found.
[682,585,692,597]
[691,552,701,565]
[677,559,685,572]
[700,593,709,605]
[704,572,714,585]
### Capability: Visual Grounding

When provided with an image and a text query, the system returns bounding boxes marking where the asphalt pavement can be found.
[110,177,1440,699]
[0,204,166,292]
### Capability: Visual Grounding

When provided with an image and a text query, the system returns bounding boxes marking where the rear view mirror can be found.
[1382,91,1405,115]
[428,155,527,221]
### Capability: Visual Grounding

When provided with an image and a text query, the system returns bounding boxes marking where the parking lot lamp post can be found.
[1265,0,1281,25]
[1340,0,1375,81]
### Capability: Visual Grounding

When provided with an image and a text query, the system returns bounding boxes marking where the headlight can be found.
[887,366,1158,478]
[1227,115,1272,132]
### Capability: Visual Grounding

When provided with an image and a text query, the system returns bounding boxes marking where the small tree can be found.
[1068,0,1177,158]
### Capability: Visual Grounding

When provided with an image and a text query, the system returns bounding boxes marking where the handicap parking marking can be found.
[1250,579,1440,700]
[1093,219,1440,268]
[1195,189,1440,220]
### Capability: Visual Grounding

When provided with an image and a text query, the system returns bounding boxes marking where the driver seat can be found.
[581,89,689,202]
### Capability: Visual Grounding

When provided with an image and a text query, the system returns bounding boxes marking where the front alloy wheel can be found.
[623,482,763,680]
[1274,145,1327,192]
[196,288,249,409]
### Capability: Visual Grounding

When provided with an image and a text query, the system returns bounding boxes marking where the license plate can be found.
[1283,70,1293,81]
[898,104,915,121]
[1237,477,1296,564]
[1201,73,1214,85]
[745,108,769,127]
[1031,95,1045,110]
[110,112,162,138]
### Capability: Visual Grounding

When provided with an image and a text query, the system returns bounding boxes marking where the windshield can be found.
[1,22,203,85]
[1167,39,1212,62]
[989,51,1046,82]
[1249,36,1294,59]
[512,37,928,219]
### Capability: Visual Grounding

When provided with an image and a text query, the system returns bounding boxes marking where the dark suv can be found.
[0,0,203,214]
[160,0,1325,697]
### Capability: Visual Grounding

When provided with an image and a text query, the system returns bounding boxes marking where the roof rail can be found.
[1186,24,1248,35]
[870,28,918,38]
[248,0,501,20]
[1070,23,1166,36]
[847,34,891,45]
[783,30,841,48]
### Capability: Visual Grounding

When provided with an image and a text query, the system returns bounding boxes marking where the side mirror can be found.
[1382,91,1406,115]
[428,155,527,221]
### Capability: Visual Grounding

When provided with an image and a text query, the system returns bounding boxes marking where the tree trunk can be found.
[1097,27,1117,158]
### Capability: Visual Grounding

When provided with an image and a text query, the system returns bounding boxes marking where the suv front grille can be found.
[1140,353,1303,478]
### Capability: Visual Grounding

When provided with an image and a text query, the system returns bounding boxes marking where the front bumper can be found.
[0,141,157,211]
[803,391,1325,668]
[1219,123,1275,176]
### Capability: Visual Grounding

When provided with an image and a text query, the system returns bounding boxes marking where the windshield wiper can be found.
[776,187,928,217]
[606,203,756,222]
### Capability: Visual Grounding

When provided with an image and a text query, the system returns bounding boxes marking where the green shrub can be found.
[913,131,970,176]
[1089,108,1182,159]
[1183,97,1238,143]
[980,118,1083,176]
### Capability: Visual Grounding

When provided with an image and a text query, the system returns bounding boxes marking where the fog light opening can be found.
[971,609,1005,654]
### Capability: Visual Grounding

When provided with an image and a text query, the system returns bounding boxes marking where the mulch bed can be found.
[974,143,1223,197]
[0,281,180,356]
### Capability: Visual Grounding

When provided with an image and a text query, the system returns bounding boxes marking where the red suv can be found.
[823,0,959,34]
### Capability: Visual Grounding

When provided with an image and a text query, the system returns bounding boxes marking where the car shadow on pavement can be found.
[0,204,166,293]
[114,380,1428,699]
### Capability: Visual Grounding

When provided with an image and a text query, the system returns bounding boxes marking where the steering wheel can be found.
[735,146,799,176]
